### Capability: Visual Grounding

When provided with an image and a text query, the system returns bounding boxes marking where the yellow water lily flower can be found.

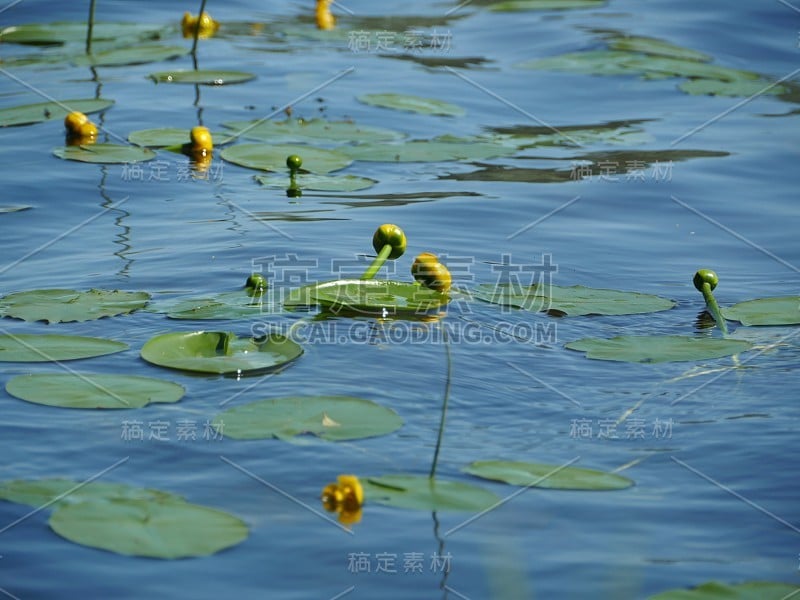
[181,11,219,39]
[412,253,453,293]
[315,0,335,30]
[64,111,98,145]
[321,474,364,525]
[190,126,213,155]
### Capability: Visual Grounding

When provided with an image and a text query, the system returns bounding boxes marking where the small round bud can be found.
[372,224,406,260]
[286,154,303,171]
[64,111,89,134]
[190,126,213,153]
[245,273,267,291]
[693,269,718,292]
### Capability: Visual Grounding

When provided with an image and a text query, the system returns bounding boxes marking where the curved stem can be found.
[429,327,451,480]
[701,282,728,336]
[360,244,392,280]
[190,0,209,56]
[85,0,97,54]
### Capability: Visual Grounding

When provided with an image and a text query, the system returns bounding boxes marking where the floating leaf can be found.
[140,331,303,375]
[0,205,32,214]
[221,143,352,174]
[463,460,633,490]
[149,69,256,85]
[0,479,182,508]
[285,279,449,315]
[53,144,156,164]
[49,498,248,558]
[222,118,403,144]
[342,137,516,163]
[363,475,499,511]
[6,373,185,410]
[722,296,800,326]
[679,78,786,97]
[149,291,278,320]
[647,580,799,599]
[0,98,114,128]
[255,173,377,192]
[357,93,465,117]
[0,22,166,45]
[213,395,403,441]
[74,44,188,67]
[566,335,753,363]
[488,0,605,10]
[606,36,712,62]
[127,128,234,148]
[0,288,150,323]
[0,334,127,362]
[472,283,675,316]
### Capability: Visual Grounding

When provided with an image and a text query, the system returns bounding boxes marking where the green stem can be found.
[190,0,209,56]
[701,282,728,336]
[429,328,451,480]
[85,0,97,54]
[360,244,392,280]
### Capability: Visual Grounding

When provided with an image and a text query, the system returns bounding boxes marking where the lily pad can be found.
[222,118,403,144]
[284,279,449,315]
[0,22,167,46]
[0,288,150,323]
[472,283,675,316]
[607,36,712,62]
[488,0,605,10]
[255,173,377,192]
[49,498,248,558]
[6,373,185,410]
[212,395,403,441]
[53,144,156,164]
[140,331,303,375]
[74,44,188,67]
[341,137,516,163]
[127,128,234,148]
[358,93,465,117]
[149,69,256,85]
[150,291,278,320]
[463,460,633,490]
[679,78,786,97]
[566,335,753,363]
[221,143,352,174]
[722,296,800,326]
[0,478,182,508]
[647,580,799,599]
[0,334,128,362]
[363,475,499,511]
[0,98,114,128]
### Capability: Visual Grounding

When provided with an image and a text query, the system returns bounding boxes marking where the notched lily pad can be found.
[472,283,675,316]
[0,334,128,362]
[284,279,449,315]
[0,22,167,46]
[363,475,499,511]
[221,143,352,174]
[149,291,278,320]
[566,335,753,363]
[213,395,403,441]
[53,144,156,164]
[49,498,248,558]
[149,69,256,85]
[647,580,799,599]
[0,98,114,128]
[6,373,185,409]
[0,288,150,323]
[74,44,188,67]
[255,173,377,192]
[0,478,182,508]
[222,118,403,144]
[357,93,465,117]
[723,296,800,326]
[463,460,633,490]
[140,330,302,375]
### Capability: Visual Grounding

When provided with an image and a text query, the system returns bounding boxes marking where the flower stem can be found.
[360,244,392,280]
[701,282,728,336]
[429,327,451,480]
[191,0,209,56]
[85,0,96,54]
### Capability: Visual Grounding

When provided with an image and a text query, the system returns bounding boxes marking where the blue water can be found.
[1,0,799,598]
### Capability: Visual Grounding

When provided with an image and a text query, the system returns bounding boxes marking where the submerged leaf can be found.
[566,335,753,363]
[357,93,465,117]
[0,288,150,323]
[213,396,403,441]
[463,460,633,490]
[0,334,127,362]
[255,173,377,192]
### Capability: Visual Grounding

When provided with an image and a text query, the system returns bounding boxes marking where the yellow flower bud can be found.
[181,11,219,39]
[64,111,89,134]
[336,474,364,508]
[190,126,213,154]
[315,0,335,30]
[412,253,452,293]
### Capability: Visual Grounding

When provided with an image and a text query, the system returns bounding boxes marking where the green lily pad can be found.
[679,78,786,97]
[0,98,114,128]
[647,580,799,599]
[74,44,188,67]
[127,128,234,148]
[285,279,449,315]
[607,36,712,62]
[566,335,753,363]
[49,498,248,558]
[213,395,403,441]
[140,331,303,375]
[0,22,167,46]
[0,478,182,508]
[722,296,800,326]
[342,137,516,163]
[463,460,633,490]
[472,283,675,316]
[357,93,465,117]
[363,475,499,511]
[149,69,256,85]
[0,334,128,362]
[6,373,185,410]
[53,144,156,164]
[488,0,605,10]
[221,143,352,174]
[149,291,278,320]
[255,173,377,192]
[0,288,150,323]
[222,118,404,144]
